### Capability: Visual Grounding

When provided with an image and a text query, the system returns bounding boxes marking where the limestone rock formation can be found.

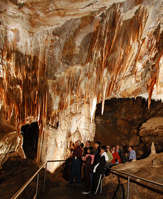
[0,108,25,168]
[103,153,163,198]
[0,0,163,171]
[95,98,163,159]
[151,142,156,154]
[139,117,163,153]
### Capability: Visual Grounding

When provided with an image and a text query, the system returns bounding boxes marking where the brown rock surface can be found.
[128,135,140,146]
[103,153,163,199]
[95,98,163,159]
[139,117,163,153]
[0,0,163,171]
[0,156,58,199]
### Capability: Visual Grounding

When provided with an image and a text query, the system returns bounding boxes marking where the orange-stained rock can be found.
[0,0,163,171]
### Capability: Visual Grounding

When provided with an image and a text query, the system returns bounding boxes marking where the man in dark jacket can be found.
[67,140,82,187]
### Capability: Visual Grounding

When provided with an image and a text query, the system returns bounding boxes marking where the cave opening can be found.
[94,97,163,160]
[21,122,39,160]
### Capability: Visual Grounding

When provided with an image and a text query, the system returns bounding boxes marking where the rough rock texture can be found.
[139,117,163,153]
[0,0,163,171]
[0,156,58,199]
[0,131,24,168]
[0,108,25,168]
[103,153,163,199]
[95,98,163,158]
[40,103,95,171]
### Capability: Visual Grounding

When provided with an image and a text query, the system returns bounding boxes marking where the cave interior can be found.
[0,0,163,198]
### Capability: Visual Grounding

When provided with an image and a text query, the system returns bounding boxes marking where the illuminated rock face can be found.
[0,109,25,168]
[0,0,163,172]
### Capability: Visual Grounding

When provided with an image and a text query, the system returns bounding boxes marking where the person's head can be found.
[75,140,81,146]
[112,145,116,152]
[107,146,111,152]
[87,146,94,154]
[80,143,84,148]
[116,145,120,150]
[94,141,101,149]
[86,140,91,148]
[128,146,133,151]
[100,145,107,154]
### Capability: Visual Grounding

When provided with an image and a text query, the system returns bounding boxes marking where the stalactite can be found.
[90,96,97,122]
[101,76,107,115]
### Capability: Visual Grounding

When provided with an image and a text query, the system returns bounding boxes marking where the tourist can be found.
[111,145,121,164]
[83,140,91,155]
[80,142,84,154]
[106,146,113,165]
[123,152,129,163]
[116,145,122,161]
[82,146,95,194]
[67,140,82,187]
[82,140,91,180]
[90,146,108,196]
[128,146,136,161]
[94,141,101,161]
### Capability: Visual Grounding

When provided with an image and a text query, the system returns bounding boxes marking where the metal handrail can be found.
[108,168,163,199]
[11,160,66,199]
[109,168,163,187]
[11,160,163,199]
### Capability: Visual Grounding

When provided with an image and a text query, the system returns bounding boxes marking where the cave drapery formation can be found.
[0,0,163,172]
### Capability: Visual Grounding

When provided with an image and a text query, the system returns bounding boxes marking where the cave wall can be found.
[38,103,95,172]
[0,0,163,171]
[95,97,163,159]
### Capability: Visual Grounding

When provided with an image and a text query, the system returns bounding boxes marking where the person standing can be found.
[83,140,91,155]
[90,146,108,196]
[116,145,122,162]
[94,141,101,163]
[106,146,113,163]
[111,145,121,164]
[128,146,136,161]
[67,140,82,187]
[82,147,95,194]
[82,140,91,181]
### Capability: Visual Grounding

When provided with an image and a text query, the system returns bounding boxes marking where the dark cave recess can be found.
[95,97,163,159]
[21,122,39,160]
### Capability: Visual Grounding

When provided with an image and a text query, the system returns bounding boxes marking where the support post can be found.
[127,176,130,199]
[43,162,47,192]
[35,173,39,198]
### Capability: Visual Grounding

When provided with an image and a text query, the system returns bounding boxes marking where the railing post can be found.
[35,173,39,198]
[127,176,130,199]
[43,162,47,192]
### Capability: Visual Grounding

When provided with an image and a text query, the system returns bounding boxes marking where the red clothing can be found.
[111,151,121,163]
[72,145,82,159]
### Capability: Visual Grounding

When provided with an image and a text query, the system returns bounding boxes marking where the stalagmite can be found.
[151,142,156,155]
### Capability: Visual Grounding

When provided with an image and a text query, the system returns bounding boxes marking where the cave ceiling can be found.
[0,0,163,128]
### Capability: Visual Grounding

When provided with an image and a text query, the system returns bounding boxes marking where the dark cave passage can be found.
[21,122,39,160]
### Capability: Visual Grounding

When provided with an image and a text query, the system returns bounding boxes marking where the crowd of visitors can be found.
[66,140,136,196]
